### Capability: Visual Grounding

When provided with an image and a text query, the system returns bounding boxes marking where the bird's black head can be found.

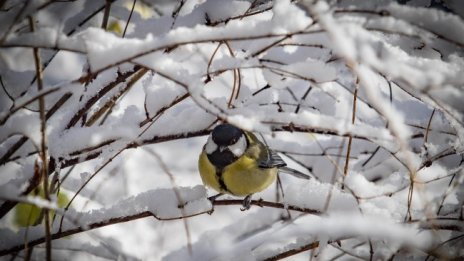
[206,124,247,170]
[211,124,244,146]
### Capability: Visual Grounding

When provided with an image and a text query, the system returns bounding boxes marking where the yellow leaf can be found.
[13,186,69,228]
[14,202,41,227]
[108,20,123,35]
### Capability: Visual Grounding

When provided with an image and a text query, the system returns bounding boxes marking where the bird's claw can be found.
[240,195,252,211]
[207,193,223,215]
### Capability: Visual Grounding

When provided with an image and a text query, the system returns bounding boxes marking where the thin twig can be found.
[0,86,63,125]
[171,0,185,27]
[223,41,241,107]
[58,145,128,232]
[423,108,436,148]
[329,241,366,261]
[122,0,136,38]
[343,78,359,178]
[436,172,459,215]
[29,15,52,261]
[139,92,189,127]
[206,41,223,82]
[145,149,193,255]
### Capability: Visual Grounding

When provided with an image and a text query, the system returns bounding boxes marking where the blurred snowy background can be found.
[0,0,463,260]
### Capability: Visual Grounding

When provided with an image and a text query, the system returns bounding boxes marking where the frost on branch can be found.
[0,0,463,260]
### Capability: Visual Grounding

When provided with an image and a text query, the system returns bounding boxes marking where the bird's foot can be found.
[240,194,253,211]
[207,193,223,214]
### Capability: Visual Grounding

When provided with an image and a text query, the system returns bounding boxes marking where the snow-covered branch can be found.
[0,0,463,259]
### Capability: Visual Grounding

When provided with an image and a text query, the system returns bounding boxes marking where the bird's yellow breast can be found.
[198,151,277,196]
[198,151,221,191]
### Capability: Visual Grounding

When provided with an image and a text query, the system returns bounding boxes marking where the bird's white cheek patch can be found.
[228,135,246,157]
[205,135,218,154]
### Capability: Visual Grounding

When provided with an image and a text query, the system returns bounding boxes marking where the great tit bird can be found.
[198,123,310,210]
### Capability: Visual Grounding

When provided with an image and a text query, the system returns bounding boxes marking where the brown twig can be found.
[29,15,52,261]
[101,0,112,30]
[343,78,359,177]
[206,41,223,82]
[423,108,436,148]
[223,41,241,107]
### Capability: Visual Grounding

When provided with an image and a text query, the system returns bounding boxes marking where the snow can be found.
[271,0,313,34]
[83,185,210,220]
[0,47,36,72]
[48,106,142,159]
[273,58,337,83]
[165,209,433,260]
[143,75,187,118]
[199,0,251,22]
[283,179,358,212]
[386,2,464,46]
[228,114,267,132]
[1,0,463,260]
[0,112,41,149]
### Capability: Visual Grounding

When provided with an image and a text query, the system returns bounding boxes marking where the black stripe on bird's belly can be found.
[216,169,232,194]
[207,150,237,194]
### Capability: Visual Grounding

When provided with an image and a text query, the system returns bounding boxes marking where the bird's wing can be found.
[248,134,311,179]
[247,131,307,179]
[258,151,311,179]
[258,150,286,168]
